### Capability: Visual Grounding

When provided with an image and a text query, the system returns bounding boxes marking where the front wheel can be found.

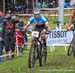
[28,41,40,68]
[28,41,37,68]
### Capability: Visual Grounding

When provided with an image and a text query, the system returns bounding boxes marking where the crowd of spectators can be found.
[64,0,75,8]
[3,0,75,13]
[36,0,75,8]
[36,0,57,8]
[13,0,75,13]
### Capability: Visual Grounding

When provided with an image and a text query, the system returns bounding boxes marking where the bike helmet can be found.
[33,8,40,14]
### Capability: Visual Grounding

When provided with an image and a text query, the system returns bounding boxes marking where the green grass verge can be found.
[0,46,75,73]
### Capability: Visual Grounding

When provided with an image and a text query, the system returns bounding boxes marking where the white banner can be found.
[47,29,73,46]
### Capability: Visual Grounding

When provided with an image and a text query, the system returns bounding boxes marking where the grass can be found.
[0,46,75,73]
[0,16,74,73]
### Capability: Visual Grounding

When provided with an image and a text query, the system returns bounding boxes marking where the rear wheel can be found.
[39,41,47,66]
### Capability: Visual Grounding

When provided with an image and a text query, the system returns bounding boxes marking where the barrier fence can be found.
[0,44,70,59]
[16,8,73,17]
[0,28,73,59]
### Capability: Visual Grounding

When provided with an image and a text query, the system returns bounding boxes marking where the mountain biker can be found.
[24,8,50,52]
[67,4,75,56]
[3,10,20,58]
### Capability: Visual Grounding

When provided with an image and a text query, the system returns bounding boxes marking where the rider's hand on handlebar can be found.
[67,24,74,31]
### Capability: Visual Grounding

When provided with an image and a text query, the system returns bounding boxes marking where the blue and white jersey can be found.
[29,14,47,25]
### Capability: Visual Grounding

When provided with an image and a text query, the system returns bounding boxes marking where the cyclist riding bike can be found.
[24,8,50,68]
[24,8,50,48]
[67,4,75,57]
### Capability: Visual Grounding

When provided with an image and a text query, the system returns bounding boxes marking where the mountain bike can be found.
[28,30,49,68]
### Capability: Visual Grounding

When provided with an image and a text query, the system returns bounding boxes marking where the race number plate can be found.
[32,31,39,38]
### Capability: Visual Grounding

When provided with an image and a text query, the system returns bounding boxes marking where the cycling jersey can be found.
[29,14,47,25]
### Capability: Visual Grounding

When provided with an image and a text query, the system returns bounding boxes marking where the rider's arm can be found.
[68,9,75,27]
[68,15,73,26]
[41,15,51,31]
[24,16,34,29]
[66,15,73,31]
[24,21,30,29]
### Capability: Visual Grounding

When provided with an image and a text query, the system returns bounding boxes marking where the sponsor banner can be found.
[46,29,73,46]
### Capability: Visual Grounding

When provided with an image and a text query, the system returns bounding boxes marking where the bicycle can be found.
[28,30,49,68]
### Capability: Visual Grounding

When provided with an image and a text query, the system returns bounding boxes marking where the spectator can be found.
[42,1,47,8]
[3,10,19,58]
[64,1,67,8]
[70,0,74,8]
[15,28,23,55]
[52,0,57,8]
[67,2,70,8]
[0,11,4,61]
[36,2,42,8]
[48,1,53,8]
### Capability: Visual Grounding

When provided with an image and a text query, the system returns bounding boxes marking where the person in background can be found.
[36,1,42,8]
[64,1,67,8]
[3,10,19,58]
[52,0,57,8]
[16,21,27,53]
[48,1,53,8]
[0,11,4,61]
[42,1,47,8]
[15,27,23,55]
[70,0,74,8]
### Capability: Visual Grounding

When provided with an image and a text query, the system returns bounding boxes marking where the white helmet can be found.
[33,8,40,14]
